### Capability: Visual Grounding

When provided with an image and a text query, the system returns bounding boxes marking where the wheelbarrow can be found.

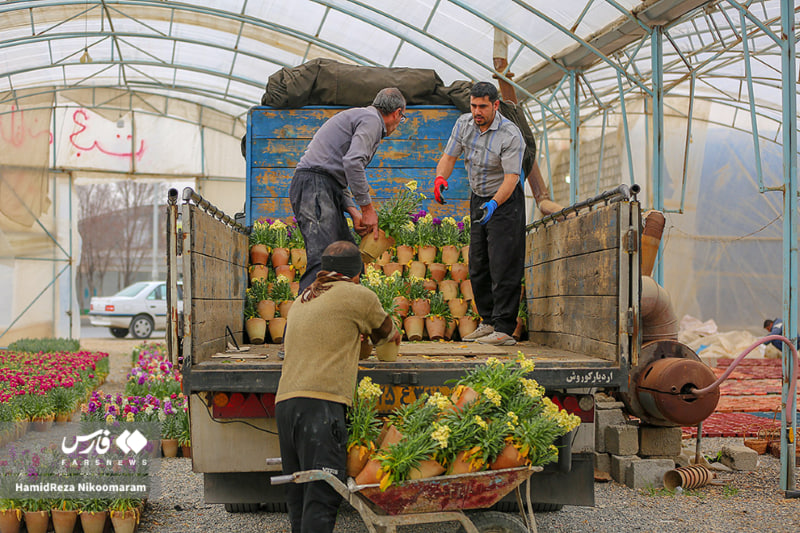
[271,464,543,533]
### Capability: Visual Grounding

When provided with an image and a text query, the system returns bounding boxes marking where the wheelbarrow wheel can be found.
[456,511,529,533]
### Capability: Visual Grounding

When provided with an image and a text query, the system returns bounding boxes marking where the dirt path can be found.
[79,338,146,396]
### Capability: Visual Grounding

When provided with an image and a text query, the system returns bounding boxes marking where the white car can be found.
[89,281,182,339]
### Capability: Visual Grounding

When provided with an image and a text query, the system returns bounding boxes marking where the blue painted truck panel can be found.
[246,106,469,225]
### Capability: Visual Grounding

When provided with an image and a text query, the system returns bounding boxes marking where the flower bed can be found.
[348,353,581,490]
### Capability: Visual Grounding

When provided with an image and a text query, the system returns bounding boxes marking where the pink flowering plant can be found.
[126,343,181,399]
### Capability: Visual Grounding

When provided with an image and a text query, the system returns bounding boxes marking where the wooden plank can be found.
[528,295,618,345]
[526,204,619,266]
[525,248,618,298]
[527,331,617,362]
[190,298,245,350]
[189,206,249,267]
[250,139,448,168]
[193,334,244,365]
[248,196,472,224]
[249,106,462,140]
[249,167,469,200]
[189,253,248,300]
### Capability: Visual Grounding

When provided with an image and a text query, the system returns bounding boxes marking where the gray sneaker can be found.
[476,332,517,346]
[462,323,494,342]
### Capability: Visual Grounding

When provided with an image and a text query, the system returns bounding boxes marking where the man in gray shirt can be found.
[434,82,525,346]
[290,87,406,291]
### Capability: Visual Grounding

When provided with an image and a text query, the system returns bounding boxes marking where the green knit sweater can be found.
[276,281,388,407]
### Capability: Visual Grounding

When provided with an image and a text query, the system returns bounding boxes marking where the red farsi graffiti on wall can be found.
[69,108,146,159]
[0,105,53,147]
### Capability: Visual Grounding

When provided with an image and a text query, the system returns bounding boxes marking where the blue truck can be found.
[165,104,694,514]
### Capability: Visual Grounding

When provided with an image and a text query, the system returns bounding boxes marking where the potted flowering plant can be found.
[288,221,307,274]
[425,292,451,340]
[109,498,141,533]
[393,221,417,264]
[249,219,271,265]
[346,377,383,477]
[413,213,437,264]
[362,180,424,262]
[0,498,22,533]
[248,279,275,320]
[244,297,266,344]
[268,219,291,267]
[77,498,111,533]
[435,217,462,265]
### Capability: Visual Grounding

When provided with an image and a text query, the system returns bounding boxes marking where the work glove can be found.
[477,199,497,225]
[433,175,449,204]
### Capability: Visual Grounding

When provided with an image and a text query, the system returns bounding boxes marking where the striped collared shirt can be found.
[444,111,524,197]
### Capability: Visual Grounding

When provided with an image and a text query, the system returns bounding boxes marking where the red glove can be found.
[433,175,449,204]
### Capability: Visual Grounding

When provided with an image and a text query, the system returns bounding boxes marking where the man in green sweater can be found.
[275,241,400,533]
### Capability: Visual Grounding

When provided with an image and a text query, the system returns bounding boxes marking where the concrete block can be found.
[624,459,675,489]
[594,452,611,474]
[639,426,682,457]
[720,444,758,471]
[673,454,690,468]
[596,400,625,410]
[595,408,625,453]
[605,424,639,456]
[611,454,640,483]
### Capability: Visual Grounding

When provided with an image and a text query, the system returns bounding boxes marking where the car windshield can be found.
[113,282,151,298]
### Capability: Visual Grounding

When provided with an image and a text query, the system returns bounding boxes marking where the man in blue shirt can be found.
[763,318,784,350]
[433,82,525,346]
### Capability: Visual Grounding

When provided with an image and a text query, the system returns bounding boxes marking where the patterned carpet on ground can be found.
[681,358,798,438]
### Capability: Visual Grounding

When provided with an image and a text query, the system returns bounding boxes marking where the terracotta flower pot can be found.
[278,301,293,319]
[110,510,138,533]
[359,230,395,263]
[410,299,430,317]
[423,279,438,292]
[438,280,459,301]
[375,341,399,362]
[290,282,300,297]
[449,298,469,318]
[22,511,49,533]
[450,263,470,282]
[375,250,392,266]
[408,459,446,480]
[460,245,470,264]
[249,264,269,283]
[382,262,403,277]
[245,317,267,344]
[418,244,437,264]
[404,316,425,341]
[441,245,460,265]
[460,280,473,301]
[31,415,54,432]
[347,444,372,477]
[51,509,78,533]
[271,247,290,268]
[380,425,404,448]
[396,244,415,265]
[490,443,528,470]
[392,296,410,318]
[444,318,457,340]
[257,299,276,321]
[0,509,21,533]
[55,412,72,424]
[162,438,179,458]
[181,444,192,458]
[407,260,427,279]
[269,317,287,343]
[275,264,295,281]
[79,510,108,533]
[425,316,447,340]
[451,385,478,411]
[290,248,307,272]
[449,449,481,475]
[354,457,383,485]
[458,316,478,338]
[512,316,526,341]
[249,244,269,266]
[428,263,447,282]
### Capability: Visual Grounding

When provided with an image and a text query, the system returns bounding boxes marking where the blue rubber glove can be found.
[478,199,497,225]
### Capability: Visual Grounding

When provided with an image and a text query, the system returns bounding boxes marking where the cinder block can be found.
[595,409,626,453]
[605,424,639,456]
[611,454,640,483]
[720,444,758,471]
[596,400,626,410]
[624,459,675,489]
[594,451,611,473]
[639,426,682,457]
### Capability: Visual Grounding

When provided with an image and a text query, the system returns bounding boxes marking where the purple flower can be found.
[432,217,442,226]
[137,375,147,385]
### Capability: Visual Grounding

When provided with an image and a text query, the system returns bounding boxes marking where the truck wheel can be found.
[457,511,529,533]
[492,501,564,512]
[130,315,154,339]
[110,327,129,338]
[224,503,261,513]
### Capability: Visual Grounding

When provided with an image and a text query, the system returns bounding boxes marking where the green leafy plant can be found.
[414,214,437,247]
[20,498,50,512]
[269,220,290,248]
[8,337,80,353]
[427,292,451,320]
[406,278,431,301]
[434,217,461,247]
[249,220,271,247]
[377,430,438,489]
[288,223,304,248]
[346,377,383,451]
[248,279,271,302]
[77,498,111,514]
[108,497,142,517]
[177,408,191,447]
[377,181,424,239]
[458,215,471,246]
[244,297,259,320]
[52,498,79,511]
[270,279,294,303]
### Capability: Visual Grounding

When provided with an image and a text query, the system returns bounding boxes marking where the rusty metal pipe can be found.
[641,276,678,342]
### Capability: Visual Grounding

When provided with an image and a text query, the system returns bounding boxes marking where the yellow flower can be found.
[486,357,501,367]
[347,217,354,228]
[426,392,452,411]
[105,414,114,424]
[271,219,287,230]
[516,352,535,373]
[431,423,451,449]
[521,378,543,399]
[357,376,382,401]
[276,274,292,283]
[442,217,457,226]
[403,221,416,232]
[405,180,418,192]
[462,215,470,225]
[507,411,519,426]
[126,412,135,422]
[482,387,501,407]
[473,415,488,430]
[420,213,433,223]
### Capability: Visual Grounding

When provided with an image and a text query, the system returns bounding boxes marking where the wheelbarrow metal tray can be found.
[355,466,541,516]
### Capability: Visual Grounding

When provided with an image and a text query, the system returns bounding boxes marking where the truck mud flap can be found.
[205,472,286,507]
[494,453,594,509]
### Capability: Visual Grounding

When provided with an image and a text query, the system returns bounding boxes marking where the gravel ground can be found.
[78,339,800,533]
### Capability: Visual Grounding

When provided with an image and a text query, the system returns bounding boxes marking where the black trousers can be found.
[275,397,348,533]
[289,169,355,291]
[468,185,525,336]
